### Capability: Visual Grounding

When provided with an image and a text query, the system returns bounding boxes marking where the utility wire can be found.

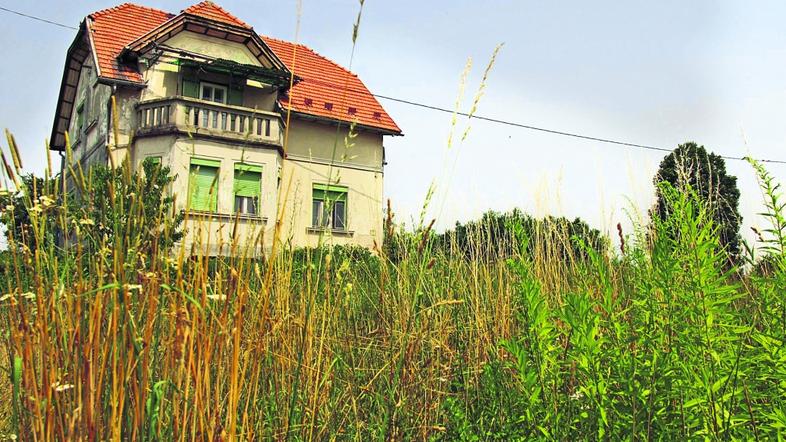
[0,6,77,30]
[301,77,786,165]
[2,4,785,165]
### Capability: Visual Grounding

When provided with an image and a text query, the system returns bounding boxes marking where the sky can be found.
[1,0,786,246]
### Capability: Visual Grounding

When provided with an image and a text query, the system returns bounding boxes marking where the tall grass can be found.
[1,125,786,440]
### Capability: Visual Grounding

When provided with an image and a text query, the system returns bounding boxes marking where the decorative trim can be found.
[306,227,354,237]
[185,210,268,224]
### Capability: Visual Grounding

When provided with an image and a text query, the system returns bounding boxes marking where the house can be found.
[49,1,401,254]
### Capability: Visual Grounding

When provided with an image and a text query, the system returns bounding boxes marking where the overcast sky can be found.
[2,0,786,244]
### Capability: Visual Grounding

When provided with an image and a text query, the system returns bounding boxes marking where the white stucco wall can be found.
[133,136,281,254]
[279,119,385,249]
[284,119,384,170]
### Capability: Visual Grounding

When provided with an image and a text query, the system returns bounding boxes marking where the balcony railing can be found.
[136,97,284,147]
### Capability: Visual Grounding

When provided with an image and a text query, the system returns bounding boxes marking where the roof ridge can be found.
[89,2,171,19]
[183,1,250,28]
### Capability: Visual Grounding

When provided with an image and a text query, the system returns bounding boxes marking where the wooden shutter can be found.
[228,76,244,106]
[233,165,261,198]
[181,66,200,98]
[189,159,220,211]
[312,184,348,229]
[228,86,243,106]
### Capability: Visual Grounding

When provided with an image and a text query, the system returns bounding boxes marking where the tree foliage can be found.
[433,209,608,261]
[0,158,183,257]
[653,142,742,261]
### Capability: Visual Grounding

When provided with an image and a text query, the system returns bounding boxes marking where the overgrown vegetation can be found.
[1,127,785,440]
[654,141,742,263]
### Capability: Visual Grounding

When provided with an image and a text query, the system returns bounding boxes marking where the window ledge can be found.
[185,210,268,224]
[307,227,354,237]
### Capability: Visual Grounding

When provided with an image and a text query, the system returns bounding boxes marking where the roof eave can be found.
[121,13,290,75]
[49,20,90,151]
[288,110,402,136]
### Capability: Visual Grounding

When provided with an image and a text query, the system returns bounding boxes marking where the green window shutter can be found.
[183,79,200,98]
[182,66,200,99]
[228,85,243,106]
[189,160,219,211]
[313,183,348,195]
[191,158,221,168]
[314,190,347,203]
[235,163,263,173]
[234,169,261,198]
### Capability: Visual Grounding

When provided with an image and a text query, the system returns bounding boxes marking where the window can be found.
[200,82,227,104]
[75,102,85,136]
[234,163,262,215]
[312,184,348,230]
[188,158,220,212]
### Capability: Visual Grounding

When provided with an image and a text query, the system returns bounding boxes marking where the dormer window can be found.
[200,82,227,104]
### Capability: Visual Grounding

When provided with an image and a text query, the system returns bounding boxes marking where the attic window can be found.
[372,112,382,120]
[347,107,357,116]
[303,98,313,107]
[324,102,333,111]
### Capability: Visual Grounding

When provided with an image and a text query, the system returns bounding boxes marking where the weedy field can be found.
[0,128,785,441]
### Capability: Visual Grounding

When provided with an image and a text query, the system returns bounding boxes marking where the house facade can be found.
[49,1,401,254]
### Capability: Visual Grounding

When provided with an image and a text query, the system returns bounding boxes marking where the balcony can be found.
[136,96,284,147]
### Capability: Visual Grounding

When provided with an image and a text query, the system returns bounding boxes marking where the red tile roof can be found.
[83,2,400,133]
[262,37,401,133]
[88,3,173,82]
[183,1,250,29]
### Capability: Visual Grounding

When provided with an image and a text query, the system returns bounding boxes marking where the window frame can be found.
[233,163,263,216]
[199,82,228,104]
[312,184,348,231]
[75,101,85,136]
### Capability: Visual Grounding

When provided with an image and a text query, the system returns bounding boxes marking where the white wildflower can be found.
[51,382,74,393]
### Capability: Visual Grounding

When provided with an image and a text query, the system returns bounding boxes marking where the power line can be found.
[0,6,77,30]
[2,4,785,166]
[300,77,786,165]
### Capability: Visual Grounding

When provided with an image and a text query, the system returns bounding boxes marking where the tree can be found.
[0,158,183,257]
[653,142,742,261]
[0,174,59,251]
[433,209,608,262]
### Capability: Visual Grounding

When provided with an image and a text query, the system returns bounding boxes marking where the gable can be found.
[163,32,262,66]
